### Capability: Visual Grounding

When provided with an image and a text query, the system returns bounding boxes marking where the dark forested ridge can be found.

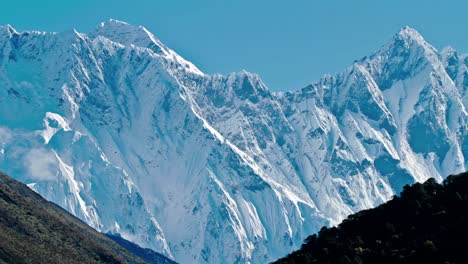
[274,172,468,264]
[0,172,172,264]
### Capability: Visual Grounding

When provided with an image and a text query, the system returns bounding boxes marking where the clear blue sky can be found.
[1,0,467,91]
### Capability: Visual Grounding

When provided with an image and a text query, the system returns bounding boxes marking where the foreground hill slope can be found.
[0,171,172,264]
[274,172,468,264]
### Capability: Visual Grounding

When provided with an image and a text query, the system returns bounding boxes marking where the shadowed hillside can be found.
[274,172,468,264]
[106,233,177,264]
[0,172,171,264]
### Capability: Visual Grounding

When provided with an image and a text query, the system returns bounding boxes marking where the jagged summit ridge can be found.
[0,24,17,35]
[382,26,435,55]
[396,26,426,43]
[0,21,466,264]
[91,19,169,55]
[91,19,203,75]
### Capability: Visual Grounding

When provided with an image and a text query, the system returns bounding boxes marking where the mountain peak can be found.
[361,25,439,75]
[95,19,145,35]
[389,26,436,54]
[91,19,168,54]
[441,46,458,58]
[0,24,18,37]
[387,26,434,53]
[397,26,423,41]
[90,19,203,75]
[102,19,130,27]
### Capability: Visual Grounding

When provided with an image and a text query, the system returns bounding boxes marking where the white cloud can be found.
[23,148,58,180]
[0,126,12,145]
[17,81,34,89]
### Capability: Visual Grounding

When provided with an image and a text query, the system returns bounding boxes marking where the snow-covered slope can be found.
[0,21,466,263]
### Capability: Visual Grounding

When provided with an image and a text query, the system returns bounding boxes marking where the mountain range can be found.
[0,20,466,263]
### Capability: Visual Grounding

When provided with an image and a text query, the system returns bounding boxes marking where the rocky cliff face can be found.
[0,21,466,263]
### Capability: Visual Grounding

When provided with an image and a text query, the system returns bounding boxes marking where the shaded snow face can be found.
[0,21,466,263]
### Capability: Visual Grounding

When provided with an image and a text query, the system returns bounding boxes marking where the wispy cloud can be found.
[23,148,58,180]
[0,126,12,145]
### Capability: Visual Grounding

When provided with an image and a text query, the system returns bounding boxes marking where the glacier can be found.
[0,20,466,263]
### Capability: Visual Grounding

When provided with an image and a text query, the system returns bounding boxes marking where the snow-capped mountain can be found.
[0,20,466,263]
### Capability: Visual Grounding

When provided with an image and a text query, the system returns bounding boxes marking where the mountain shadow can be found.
[106,233,177,264]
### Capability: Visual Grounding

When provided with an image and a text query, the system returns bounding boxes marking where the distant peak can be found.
[441,46,457,57]
[95,19,139,33]
[0,24,18,36]
[375,25,437,57]
[356,25,441,86]
[103,19,130,26]
[90,19,203,75]
[398,26,420,36]
[395,26,425,44]
[91,19,163,51]
[441,46,460,68]
[5,24,16,32]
